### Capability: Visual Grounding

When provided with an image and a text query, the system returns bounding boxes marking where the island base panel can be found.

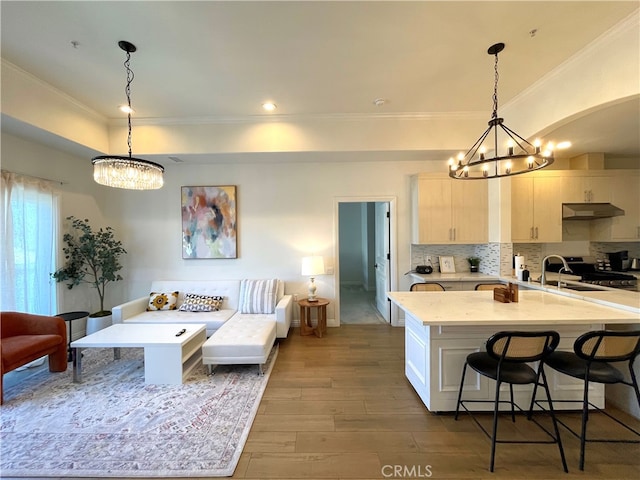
[404,313,605,412]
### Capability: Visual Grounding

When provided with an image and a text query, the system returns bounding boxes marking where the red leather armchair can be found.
[1,311,67,404]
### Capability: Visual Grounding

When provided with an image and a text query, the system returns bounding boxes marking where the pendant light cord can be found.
[491,50,499,121]
[123,50,134,159]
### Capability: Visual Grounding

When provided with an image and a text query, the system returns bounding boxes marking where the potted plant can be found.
[467,257,481,273]
[52,216,127,333]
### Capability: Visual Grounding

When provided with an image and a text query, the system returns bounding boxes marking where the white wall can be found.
[2,132,442,321]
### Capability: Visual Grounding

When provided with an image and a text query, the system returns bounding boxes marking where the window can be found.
[1,171,59,314]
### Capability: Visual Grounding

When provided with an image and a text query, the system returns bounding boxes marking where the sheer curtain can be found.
[1,171,59,314]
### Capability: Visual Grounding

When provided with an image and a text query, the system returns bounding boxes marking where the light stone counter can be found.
[503,276,640,314]
[409,272,499,283]
[388,290,640,326]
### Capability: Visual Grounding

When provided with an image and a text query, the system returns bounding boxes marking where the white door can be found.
[374,202,390,322]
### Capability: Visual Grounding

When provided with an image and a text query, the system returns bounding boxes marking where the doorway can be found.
[335,197,397,325]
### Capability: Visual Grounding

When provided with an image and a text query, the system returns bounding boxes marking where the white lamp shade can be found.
[301,256,325,276]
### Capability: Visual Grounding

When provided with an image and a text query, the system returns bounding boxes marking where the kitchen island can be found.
[388,289,640,412]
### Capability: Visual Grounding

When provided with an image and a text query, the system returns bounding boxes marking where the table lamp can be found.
[301,255,325,302]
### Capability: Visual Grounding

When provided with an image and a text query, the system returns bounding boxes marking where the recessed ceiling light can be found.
[556,141,572,150]
[373,98,387,107]
[262,102,277,112]
[119,104,134,114]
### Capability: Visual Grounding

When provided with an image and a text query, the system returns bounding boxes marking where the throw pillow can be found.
[239,279,278,314]
[179,293,224,312]
[147,291,179,311]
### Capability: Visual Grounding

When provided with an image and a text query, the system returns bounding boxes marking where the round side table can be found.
[298,298,329,338]
[55,311,89,361]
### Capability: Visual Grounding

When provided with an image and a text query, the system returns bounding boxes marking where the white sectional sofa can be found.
[112,279,292,338]
[112,279,291,374]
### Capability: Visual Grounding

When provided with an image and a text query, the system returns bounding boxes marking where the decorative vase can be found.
[470,265,479,273]
[86,314,112,335]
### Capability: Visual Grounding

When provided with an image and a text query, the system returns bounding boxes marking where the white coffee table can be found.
[71,323,207,385]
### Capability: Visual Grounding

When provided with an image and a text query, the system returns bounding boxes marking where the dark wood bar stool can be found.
[455,330,567,473]
[540,330,640,471]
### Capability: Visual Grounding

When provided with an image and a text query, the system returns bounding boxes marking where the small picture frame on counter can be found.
[439,256,456,273]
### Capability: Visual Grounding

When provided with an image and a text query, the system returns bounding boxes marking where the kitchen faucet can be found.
[540,255,573,286]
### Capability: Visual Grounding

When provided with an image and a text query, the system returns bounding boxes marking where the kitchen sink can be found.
[543,281,604,292]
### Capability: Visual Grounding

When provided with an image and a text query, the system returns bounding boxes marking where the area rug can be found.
[0,345,277,477]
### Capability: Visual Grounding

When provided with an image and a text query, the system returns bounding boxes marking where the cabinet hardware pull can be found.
[535,227,539,239]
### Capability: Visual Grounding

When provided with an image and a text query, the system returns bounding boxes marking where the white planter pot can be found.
[86,314,112,335]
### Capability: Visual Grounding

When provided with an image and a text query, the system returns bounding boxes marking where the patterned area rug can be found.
[0,345,277,477]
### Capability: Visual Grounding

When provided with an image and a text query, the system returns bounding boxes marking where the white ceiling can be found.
[1,1,639,162]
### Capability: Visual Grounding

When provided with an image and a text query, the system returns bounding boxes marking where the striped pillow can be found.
[238,279,278,314]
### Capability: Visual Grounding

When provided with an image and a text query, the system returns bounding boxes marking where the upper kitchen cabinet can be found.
[511,174,563,243]
[560,173,611,203]
[411,175,488,244]
[591,172,640,241]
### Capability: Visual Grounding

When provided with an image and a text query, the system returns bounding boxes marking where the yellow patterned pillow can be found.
[179,293,223,312]
[147,291,179,311]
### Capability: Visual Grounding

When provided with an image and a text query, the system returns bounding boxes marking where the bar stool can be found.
[474,283,505,291]
[455,330,567,473]
[409,283,445,292]
[541,330,640,471]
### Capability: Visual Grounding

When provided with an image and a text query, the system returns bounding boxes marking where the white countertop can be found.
[503,275,640,313]
[387,290,639,326]
[409,272,499,283]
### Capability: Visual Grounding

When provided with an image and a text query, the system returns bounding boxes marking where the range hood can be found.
[562,203,625,220]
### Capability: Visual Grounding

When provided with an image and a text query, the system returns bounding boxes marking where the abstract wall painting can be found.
[181,186,237,259]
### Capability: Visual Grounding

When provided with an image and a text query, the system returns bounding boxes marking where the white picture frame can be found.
[439,256,456,273]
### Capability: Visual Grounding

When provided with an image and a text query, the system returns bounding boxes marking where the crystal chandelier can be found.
[92,41,164,190]
[448,43,555,179]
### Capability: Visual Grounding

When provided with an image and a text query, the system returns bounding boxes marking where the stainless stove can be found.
[580,271,638,290]
[545,256,638,291]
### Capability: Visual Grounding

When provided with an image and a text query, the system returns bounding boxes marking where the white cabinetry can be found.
[511,174,563,242]
[411,175,488,244]
[591,173,640,241]
[404,314,604,412]
[561,174,611,203]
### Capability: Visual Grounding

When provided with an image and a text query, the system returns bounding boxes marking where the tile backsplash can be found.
[411,243,508,276]
[412,240,640,279]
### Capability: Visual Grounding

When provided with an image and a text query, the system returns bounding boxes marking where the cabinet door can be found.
[561,175,591,203]
[511,176,535,242]
[451,181,488,243]
[533,176,563,242]
[414,177,452,243]
[562,175,611,203]
[609,175,640,240]
[586,176,611,203]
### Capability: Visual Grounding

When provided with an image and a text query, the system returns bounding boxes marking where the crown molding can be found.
[1,59,107,123]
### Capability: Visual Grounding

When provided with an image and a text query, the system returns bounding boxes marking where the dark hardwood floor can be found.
[234,324,640,479]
